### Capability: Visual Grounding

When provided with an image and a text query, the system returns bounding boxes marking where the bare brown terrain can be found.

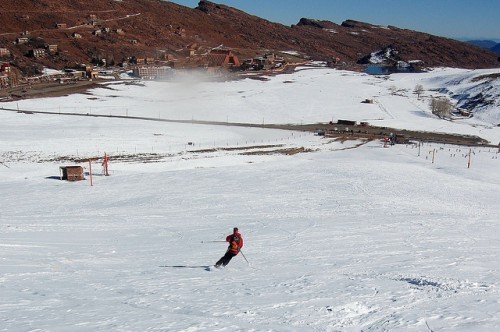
[1,0,499,76]
[0,80,98,100]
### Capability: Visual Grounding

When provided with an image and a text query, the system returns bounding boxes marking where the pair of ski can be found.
[160,241,248,270]
[159,264,220,271]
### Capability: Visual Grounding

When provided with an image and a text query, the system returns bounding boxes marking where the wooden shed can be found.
[60,166,85,181]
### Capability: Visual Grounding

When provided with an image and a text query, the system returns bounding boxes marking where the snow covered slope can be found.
[1,66,499,331]
[3,65,499,144]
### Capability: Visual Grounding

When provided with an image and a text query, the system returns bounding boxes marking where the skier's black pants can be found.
[216,252,236,267]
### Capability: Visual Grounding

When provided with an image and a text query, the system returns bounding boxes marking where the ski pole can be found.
[240,250,249,265]
[201,240,226,243]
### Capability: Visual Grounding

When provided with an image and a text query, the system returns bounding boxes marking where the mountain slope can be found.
[466,40,498,49]
[491,43,500,54]
[0,0,499,74]
[466,40,500,55]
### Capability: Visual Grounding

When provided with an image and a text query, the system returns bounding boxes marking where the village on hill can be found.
[2,0,499,101]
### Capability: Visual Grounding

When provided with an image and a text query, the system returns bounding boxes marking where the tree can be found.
[430,96,453,119]
[414,84,424,99]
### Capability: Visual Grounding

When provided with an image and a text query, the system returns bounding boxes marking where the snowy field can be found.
[1,66,499,331]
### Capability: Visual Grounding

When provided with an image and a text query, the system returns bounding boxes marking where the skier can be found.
[215,227,244,268]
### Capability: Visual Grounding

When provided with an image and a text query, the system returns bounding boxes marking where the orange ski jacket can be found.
[226,232,243,255]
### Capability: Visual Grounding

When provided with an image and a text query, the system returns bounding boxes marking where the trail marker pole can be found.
[467,148,472,168]
[104,153,109,176]
[89,159,93,186]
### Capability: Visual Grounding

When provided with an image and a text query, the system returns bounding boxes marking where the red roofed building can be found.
[0,63,10,88]
[206,49,240,70]
[1,63,11,73]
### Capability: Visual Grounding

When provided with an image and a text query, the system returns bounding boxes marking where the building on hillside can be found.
[47,44,58,55]
[327,57,341,67]
[254,54,274,69]
[456,108,473,118]
[79,64,93,73]
[16,37,29,44]
[0,48,11,57]
[75,64,98,79]
[72,32,82,39]
[187,43,198,57]
[88,70,99,79]
[0,75,9,88]
[65,69,86,79]
[0,64,10,88]
[1,63,11,73]
[242,52,285,71]
[56,23,67,29]
[241,58,262,71]
[408,60,424,71]
[30,48,46,58]
[1,63,14,88]
[206,49,240,70]
[132,66,172,80]
[156,50,175,62]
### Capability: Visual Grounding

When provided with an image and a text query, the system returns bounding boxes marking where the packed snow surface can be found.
[1,66,499,331]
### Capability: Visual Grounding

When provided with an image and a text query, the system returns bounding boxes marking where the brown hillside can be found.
[0,0,498,75]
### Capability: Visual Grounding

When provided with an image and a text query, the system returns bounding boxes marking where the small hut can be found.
[60,166,85,181]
